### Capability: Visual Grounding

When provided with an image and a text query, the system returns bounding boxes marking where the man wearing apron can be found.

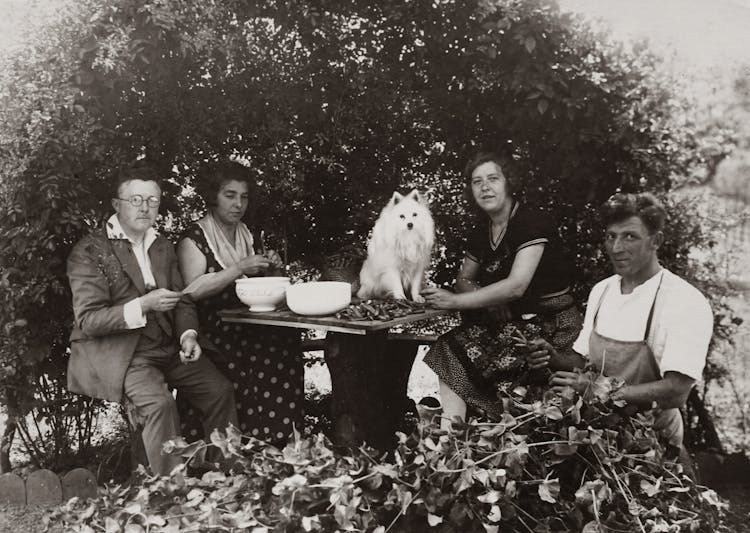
[527,193,713,455]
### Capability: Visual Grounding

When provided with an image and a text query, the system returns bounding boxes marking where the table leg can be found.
[324,332,419,451]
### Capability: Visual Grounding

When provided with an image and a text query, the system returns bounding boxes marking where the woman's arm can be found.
[425,244,545,310]
[454,257,482,293]
[177,238,243,301]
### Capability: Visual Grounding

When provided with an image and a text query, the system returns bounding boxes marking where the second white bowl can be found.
[286,281,352,316]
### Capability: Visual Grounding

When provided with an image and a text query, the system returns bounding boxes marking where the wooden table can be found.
[219,306,448,450]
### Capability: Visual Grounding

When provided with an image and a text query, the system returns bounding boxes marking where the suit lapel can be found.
[149,238,169,290]
[148,238,175,336]
[108,236,147,295]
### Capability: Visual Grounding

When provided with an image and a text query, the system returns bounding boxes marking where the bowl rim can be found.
[235,276,290,284]
[288,281,351,289]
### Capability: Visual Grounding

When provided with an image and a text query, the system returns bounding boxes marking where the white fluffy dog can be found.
[357,189,434,302]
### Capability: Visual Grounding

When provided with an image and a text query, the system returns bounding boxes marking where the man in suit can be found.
[67,164,238,475]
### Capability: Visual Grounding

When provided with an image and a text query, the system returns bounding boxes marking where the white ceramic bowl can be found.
[235,277,291,312]
[286,281,352,316]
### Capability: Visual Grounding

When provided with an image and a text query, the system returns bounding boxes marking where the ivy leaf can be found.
[427,513,443,526]
[524,36,536,52]
[553,441,578,456]
[272,474,308,495]
[473,468,490,487]
[477,490,501,504]
[144,514,166,527]
[537,99,549,115]
[640,477,662,497]
[538,477,560,503]
[372,464,398,479]
[105,517,120,533]
[544,405,563,420]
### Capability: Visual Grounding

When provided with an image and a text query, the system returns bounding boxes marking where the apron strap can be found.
[592,283,609,328]
[643,271,665,341]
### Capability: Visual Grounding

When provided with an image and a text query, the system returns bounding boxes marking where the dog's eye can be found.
[399,214,405,219]
[412,213,417,217]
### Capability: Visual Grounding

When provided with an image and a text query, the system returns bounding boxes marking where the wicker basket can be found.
[319,246,366,295]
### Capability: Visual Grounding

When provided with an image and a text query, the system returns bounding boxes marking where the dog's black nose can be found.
[407,222,413,229]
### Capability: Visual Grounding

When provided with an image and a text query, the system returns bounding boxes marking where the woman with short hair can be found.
[176,160,304,443]
[422,152,582,426]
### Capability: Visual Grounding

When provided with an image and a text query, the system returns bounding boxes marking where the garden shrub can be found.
[0,0,739,471]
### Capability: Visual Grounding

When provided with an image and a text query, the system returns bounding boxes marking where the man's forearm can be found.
[616,376,692,410]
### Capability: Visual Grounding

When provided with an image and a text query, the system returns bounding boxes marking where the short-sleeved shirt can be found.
[572,269,713,381]
[464,203,573,314]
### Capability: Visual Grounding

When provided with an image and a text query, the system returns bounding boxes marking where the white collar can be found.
[106,214,158,250]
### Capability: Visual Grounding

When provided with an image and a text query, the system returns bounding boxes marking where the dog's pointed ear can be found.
[391,191,404,205]
[407,189,422,203]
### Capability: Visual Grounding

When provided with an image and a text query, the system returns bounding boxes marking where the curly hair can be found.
[462,151,518,205]
[600,192,667,234]
[195,160,255,207]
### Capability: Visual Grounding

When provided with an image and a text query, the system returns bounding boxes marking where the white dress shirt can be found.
[106,215,195,343]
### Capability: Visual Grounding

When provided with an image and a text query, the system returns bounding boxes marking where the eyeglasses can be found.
[116,195,161,208]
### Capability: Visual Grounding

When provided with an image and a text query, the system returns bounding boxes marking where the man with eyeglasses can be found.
[526,193,712,459]
[66,163,238,476]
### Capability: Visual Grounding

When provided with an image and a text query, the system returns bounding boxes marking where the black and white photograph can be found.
[0,0,749,531]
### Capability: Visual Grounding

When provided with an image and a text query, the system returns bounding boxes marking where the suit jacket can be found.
[67,228,198,402]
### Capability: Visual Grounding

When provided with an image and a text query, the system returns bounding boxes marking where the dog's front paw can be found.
[411,293,425,304]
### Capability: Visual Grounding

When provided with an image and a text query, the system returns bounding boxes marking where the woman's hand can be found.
[549,370,591,395]
[525,338,557,370]
[421,287,459,309]
[237,254,272,276]
[263,249,284,270]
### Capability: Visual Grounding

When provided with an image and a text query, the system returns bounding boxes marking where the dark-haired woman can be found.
[421,152,582,427]
[176,161,304,443]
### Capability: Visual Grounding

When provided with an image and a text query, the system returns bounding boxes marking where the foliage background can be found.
[0,0,744,471]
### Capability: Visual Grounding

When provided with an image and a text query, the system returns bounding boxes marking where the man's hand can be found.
[180,332,202,364]
[140,289,183,313]
[420,287,458,309]
[525,338,557,370]
[549,370,592,395]
[237,255,272,276]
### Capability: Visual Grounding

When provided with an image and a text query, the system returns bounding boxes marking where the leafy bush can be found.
[0,0,737,471]
[47,382,727,532]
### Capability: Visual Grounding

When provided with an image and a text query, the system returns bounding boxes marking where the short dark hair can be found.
[113,162,162,198]
[195,160,255,207]
[600,192,667,234]
[462,151,518,201]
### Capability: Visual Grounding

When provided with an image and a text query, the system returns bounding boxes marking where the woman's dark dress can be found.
[177,224,304,443]
[423,203,582,419]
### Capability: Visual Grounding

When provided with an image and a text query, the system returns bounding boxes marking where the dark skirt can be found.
[423,293,582,420]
